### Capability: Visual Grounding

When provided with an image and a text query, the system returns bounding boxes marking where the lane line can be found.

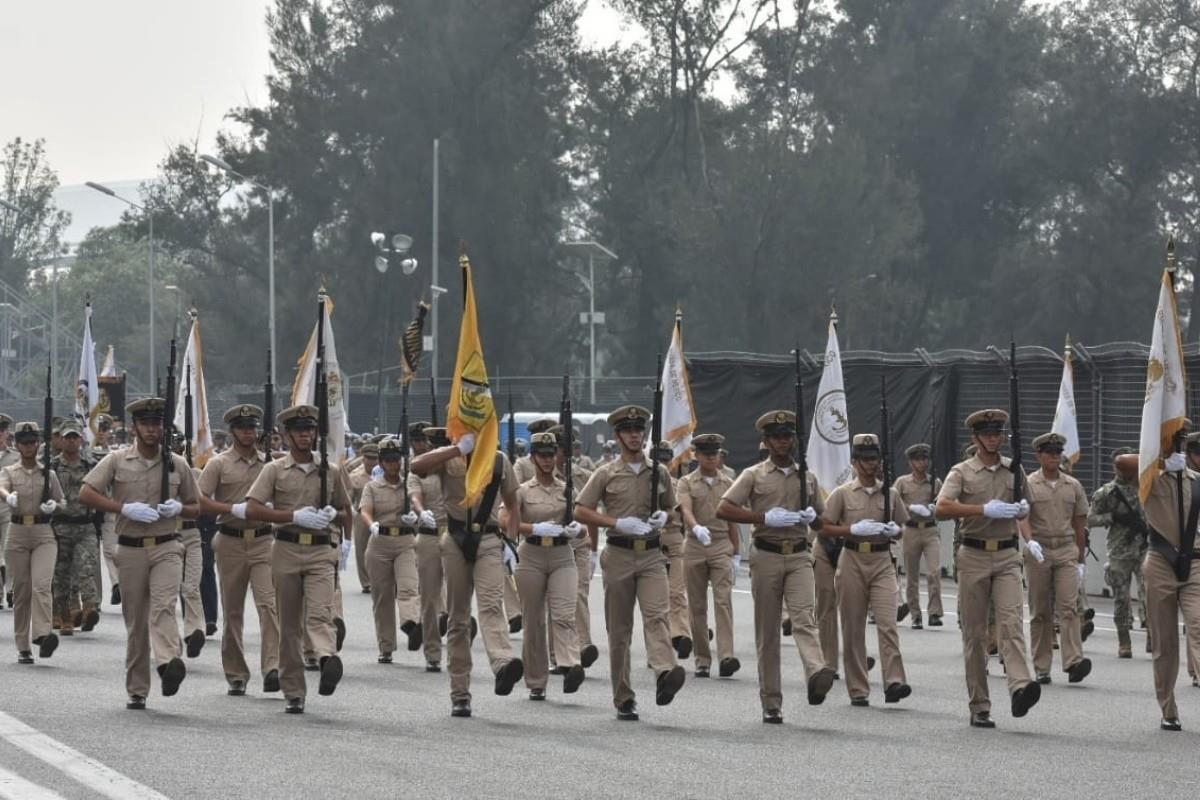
[0,765,65,800]
[0,711,168,800]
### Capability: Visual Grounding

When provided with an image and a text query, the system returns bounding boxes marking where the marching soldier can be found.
[936,409,1040,728]
[896,443,943,629]
[548,423,599,670]
[349,442,379,593]
[1019,432,1092,685]
[407,423,449,671]
[0,415,17,609]
[679,433,739,679]
[80,398,199,708]
[575,405,685,721]
[717,410,836,724]
[175,432,207,660]
[244,404,351,714]
[50,420,101,636]
[1089,448,1149,658]
[360,437,422,663]
[513,418,556,483]
[1,422,63,662]
[812,511,841,674]
[197,404,280,696]
[656,441,693,659]
[92,415,122,607]
[572,440,596,472]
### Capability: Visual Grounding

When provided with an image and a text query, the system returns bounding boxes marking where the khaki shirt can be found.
[430,451,518,525]
[1144,469,1198,549]
[0,448,18,522]
[83,448,200,538]
[350,466,372,507]
[1025,469,1088,543]
[823,478,908,544]
[937,455,1020,540]
[518,477,570,527]
[721,459,822,546]
[360,476,409,526]
[0,463,64,520]
[895,473,942,508]
[407,471,445,526]
[576,457,677,521]
[245,453,351,537]
[677,468,734,535]
[513,455,535,484]
[573,454,596,471]
[197,448,268,528]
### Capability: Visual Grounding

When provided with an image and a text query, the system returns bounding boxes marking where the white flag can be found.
[1050,337,1081,466]
[75,303,100,443]
[292,293,347,464]
[176,313,214,467]
[658,311,697,469]
[1139,269,1189,502]
[100,345,117,377]
[807,315,852,497]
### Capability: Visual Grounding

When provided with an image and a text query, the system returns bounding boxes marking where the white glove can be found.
[882,521,901,537]
[292,506,326,530]
[693,525,712,546]
[456,433,476,456]
[589,550,599,579]
[564,521,584,538]
[156,499,183,518]
[1015,499,1030,519]
[764,507,802,528]
[4,493,17,509]
[797,507,818,525]
[400,511,419,527]
[850,520,887,537]
[264,501,274,510]
[319,505,338,526]
[1076,562,1086,583]
[121,502,160,524]
[502,544,517,571]
[369,521,380,535]
[732,553,742,572]
[231,502,248,520]
[371,465,384,480]
[1165,451,1188,473]
[532,521,565,538]
[39,500,57,515]
[908,503,932,519]
[339,538,351,570]
[419,509,437,529]
[647,510,668,530]
[614,516,652,537]
[1026,539,1045,563]
[983,499,1021,519]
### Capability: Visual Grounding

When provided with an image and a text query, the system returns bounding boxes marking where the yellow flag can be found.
[448,251,499,506]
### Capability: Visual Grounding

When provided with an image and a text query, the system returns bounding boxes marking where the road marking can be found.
[0,765,65,800]
[0,711,168,800]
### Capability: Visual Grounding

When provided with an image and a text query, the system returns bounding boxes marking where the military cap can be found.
[603,440,615,452]
[1032,432,1067,451]
[425,427,450,446]
[905,443,932,459]
[127,397,167,421]
[96,413,113,428]
[277,404,319,429]
[852,433,882,458]
[527,418,557,435]
[51,416,64,430]
[377,438,403,458]
[965,409,1008,433]
[13,421,40,440]
[0,414,12,429]
[547,424,582,448]
[608,405,650,431]
[529,432,558,454]
[360,442,380,458]
[409,421,431,440]
[370,433,388,444]
[654,440,675,462]
[224,404,263,426]
[59,419,83,437]
[1110,446,1135,460]
[755,410,796,436]
[693,433,724,454]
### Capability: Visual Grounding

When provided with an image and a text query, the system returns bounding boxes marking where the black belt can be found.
[274,530,333,546]
[12,514,52,525]
[754,539,809,555]
[218,524,273,540]
[375,525,415,537]
[607,535,662,552]
[418,527,440,536]
[118,534,180,548]
[55,514,93,524]
[447,519,501,535]
[526,535,570,548]
[962,537,1018,552]
[844,541,892,554]
[905,520,937,529]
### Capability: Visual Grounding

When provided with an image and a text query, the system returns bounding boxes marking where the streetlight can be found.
[560,240,617,406]
[86,181,156,389]
[199,154,276,386]
[163,285,186,337]
[370,231,418,432]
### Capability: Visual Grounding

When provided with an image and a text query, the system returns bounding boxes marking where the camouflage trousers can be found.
[1105,557,1147,632]
[52,523,100,615]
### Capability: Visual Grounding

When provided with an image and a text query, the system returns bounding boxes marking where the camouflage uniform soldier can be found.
[1087,447,1148,658]
[51,420,101,636]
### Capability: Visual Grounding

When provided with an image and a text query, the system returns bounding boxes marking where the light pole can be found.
[370,232,418,432]
[163,284,186,338]
[86,182,155,389]
[200,154,276,386]
[561,240,617,406]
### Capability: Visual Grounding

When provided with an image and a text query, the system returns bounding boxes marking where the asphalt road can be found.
[0,557,1196,800]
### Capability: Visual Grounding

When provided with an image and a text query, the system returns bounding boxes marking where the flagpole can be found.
[1167,239,1186,543]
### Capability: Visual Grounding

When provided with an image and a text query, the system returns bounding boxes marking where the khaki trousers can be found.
[213,531,279,683]
[272,539,338,700]
[600,542,675,708]
[102,517,118,589]
[837,548,906,699]
[572,540,594,649]
[1144,552,1200,718]
[503,567,523,622]
[1025,539,1083,674]
[114,538,184,697]
[749,543,827,711]
[957,546,1033,713]
[416,530,445,664]
[812,541,839,670]
[441,532,514,702]
[353,515,371,590]
[366,532,420,655]
[902,525,943,618]
[6,525,56,652]
[661,529,691,641]
[515,541,579,689]
[179,529,204,638]
[684,537,734,669]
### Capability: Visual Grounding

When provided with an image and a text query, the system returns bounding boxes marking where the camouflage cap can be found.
[59,419,83,437]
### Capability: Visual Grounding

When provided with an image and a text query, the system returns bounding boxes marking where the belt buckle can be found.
[471,523,481,533]
[985,539,999,552]
[145,537,157,549]
[242,530,255,541]
[541,537,553,548]
[299,533,313,546]
[18,515,29,525]
[633,539,647,552]
[782,541,794,555]
[857,542,871,554]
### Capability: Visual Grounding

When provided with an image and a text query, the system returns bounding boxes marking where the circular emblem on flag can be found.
[814,390,849,445]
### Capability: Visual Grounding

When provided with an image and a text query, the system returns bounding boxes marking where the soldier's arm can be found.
[1072,513,1088,562]
[1086,485,1115,528]
[409,445,458,477]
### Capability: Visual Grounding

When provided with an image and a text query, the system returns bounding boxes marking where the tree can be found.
[0,138,71,289]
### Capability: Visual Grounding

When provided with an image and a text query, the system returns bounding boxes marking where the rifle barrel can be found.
[795,347,809,509]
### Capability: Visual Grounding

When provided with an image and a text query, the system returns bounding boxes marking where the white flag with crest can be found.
[292,292,347,463]
[807,315,852,497]
[659,311,697,469]
[1051,337,1081,466]
[1138,268,1189,502]
[75,302,100,443]
[175,312,214,467]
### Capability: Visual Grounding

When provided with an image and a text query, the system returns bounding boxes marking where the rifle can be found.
[40,362,52,503]
[880,374,892,523]
[184,363,194,468]
[262,347,274,454]
[1009,340,1023,503]
[161,338,177,503]
[560,374,574,525]
[399,377,412,513]
[649,353,663,516]
[928,410,939,505]
[429,377,438,428]
[795,346,809,508]
[506,389,516,463]
[315,294,330,508]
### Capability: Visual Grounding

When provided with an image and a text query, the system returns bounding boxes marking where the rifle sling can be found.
[1148,475,1200,581]
[447,452,505,563]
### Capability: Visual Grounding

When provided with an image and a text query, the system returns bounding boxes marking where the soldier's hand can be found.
[908,503,932,519]
[369,521,380,535]
[1165,451,1188,473]
[419,509,437,529]
[4,493,17,509]
[292,506,326,530]
[121,502,160,524]
[882,521,901,537]
[456,434,476,456]
[564,521,584,538]
[1015,499,1030,519]
[532,521,565,538]
[647,510,668,530]
[1025,539,1045,563]
[614,516,651,536]
[692,525,712,546]
[39,499,58,515]
[797,507,818,525]
[319,505,338,526]
[764,507,801,528]
[400,511,419,527]
[983,499,1021,519]
[156,499,183,519]
[502,544,517,571]
[231,502,248,520]
[1076,562,1086,584]
[589,549,599,578]
[850,520,887,537]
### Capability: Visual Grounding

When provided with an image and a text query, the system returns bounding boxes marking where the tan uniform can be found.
[408,469,446,665]
[577,457,678,708]
[679,468,736,670]
[895,473,943,620]
[513,455,535,484]
[246,454,350,701]
[552,463,596,666]
[937,455,1035,714]
[1,464,64,652]
[0,447,19,597]
[197,448,279,686]
[361,476,420,656]
[661,476,690,646]
[823,479,909,700]
[514,477,580,689]
[812,535,840,671]
[84,448,200,697]
[178,466,205,642]
[350,466,372,590]
[722,460,828,712]
[1023,468,1088,675]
